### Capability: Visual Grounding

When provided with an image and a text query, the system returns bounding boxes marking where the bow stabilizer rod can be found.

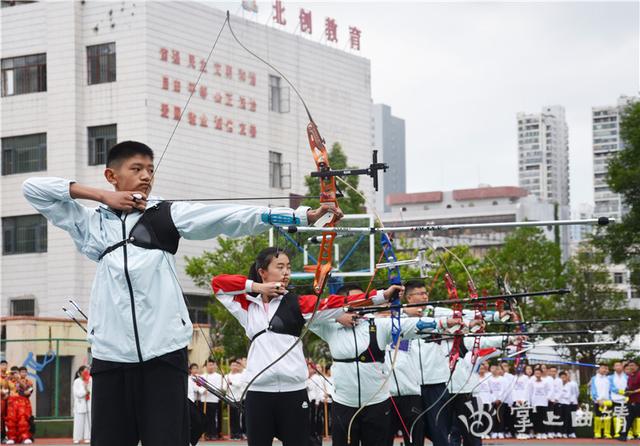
[347,288,570,314]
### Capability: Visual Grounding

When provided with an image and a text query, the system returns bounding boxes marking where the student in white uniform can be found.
[226,358,247,440]
[545,366,563,439]
[187,363,201,404]
[558,371,579,439]
[198,359,225,440]
[528,366,550,439]
[474,362,493,411]
[72,366,92,444]
[508,367,531,439]
[499,361,515,438]
[310,309,452,446]
[488,364,506,439]
[212,247,395,446]
[402,280,510,446]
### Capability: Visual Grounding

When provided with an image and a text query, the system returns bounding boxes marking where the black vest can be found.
[250,293,307,342]
[99,202,181,260]
[334,319,386,364]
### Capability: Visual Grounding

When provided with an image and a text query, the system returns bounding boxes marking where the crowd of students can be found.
[589,361,640,441]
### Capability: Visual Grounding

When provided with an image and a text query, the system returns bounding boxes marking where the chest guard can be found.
[99,201,181,261]
[250,293,307,342]
[333,319,386,364]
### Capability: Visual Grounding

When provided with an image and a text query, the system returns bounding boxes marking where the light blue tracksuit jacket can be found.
[23,177,309,363]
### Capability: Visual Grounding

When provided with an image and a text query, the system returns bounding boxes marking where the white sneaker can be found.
[491,433,498,439]
[84,441,91,444]
[498,433,504,439]
[569,433,577,438]
[562,434,568,438]
[548,432,555,439]
[541,433,548,439]
[24,440,33,445]
[505,432,512,438]
[6,440,15,445]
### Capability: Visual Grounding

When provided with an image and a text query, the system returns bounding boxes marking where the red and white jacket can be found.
[211,274,386,393]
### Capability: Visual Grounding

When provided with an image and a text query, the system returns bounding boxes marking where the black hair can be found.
[18,366,27,372]
[627,359,638,366]
[336,284,364,296]
[559,371,567,377]
[203,358,217,367]
[106,140,154,167]
[404,279,427,296]
[0,360,7,365]
[549,365,558,370]
[189,363,199,369]
[75,365,88,379]
[248,247,288,292]
[10,366,19,372]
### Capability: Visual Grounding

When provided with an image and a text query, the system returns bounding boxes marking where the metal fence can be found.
[1,337,90,419]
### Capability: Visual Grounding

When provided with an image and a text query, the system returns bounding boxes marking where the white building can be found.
[383,185,564,257]
[592,95,636,220]
[0,0,373,414]
[517,105,570,207]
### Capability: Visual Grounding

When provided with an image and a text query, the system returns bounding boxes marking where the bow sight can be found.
[310,149,389,191]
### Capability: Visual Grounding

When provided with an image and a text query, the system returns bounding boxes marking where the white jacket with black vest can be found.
[23,177,310,364]
[211,275,387,393]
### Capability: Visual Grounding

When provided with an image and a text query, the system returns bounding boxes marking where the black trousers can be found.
[420,383,451,446]
[202,402,219,438]
[492,402,506,433]
[230,404,242,438]
[90,350,189,446]
[532,406,546,434]
[244,389,309,446]
[559,403,577,435]
[449,394,481,446]
[332,399,391,446]
[385,395,424,446]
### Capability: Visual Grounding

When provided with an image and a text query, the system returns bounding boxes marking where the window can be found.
[2,215,47,255]
[1,53,46,96]
[613,272,625,284]
[2,133,46,175]
[88,124,117,165]
[268,74,289,113]
[87,43,116,85]
[185,294,210,325]
[269,151,283,188]
[10,299,35,316]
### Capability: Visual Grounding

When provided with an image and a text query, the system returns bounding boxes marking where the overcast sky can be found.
[214,1,639,209]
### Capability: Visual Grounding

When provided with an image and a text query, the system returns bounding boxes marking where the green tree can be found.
[557,241,639,382]
[185,235,269,359]
[484,227,565,322]
[596,100,640,285]
[302,142,365,214]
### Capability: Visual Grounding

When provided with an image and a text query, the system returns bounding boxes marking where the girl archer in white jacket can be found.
[211,247,396,446]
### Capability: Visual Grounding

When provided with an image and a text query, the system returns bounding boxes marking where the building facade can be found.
[1,0,373,414]
[592,95,635,220]
[517,105,570,207]
[383,185,563,256]
[373,103,406,212]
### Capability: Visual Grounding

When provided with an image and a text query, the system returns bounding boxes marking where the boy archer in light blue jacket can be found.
[23,141,337,446]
